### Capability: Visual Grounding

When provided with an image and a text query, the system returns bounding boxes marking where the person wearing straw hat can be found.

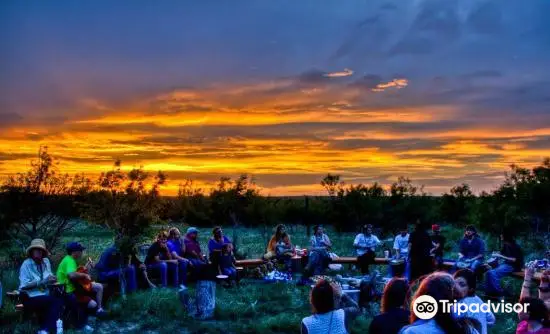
[18,239,63,334]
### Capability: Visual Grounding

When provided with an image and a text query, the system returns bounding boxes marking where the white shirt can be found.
[393,234,410,256]
[452,295,495,334]
[302,309,347,334]
[19,258,53,298]
[353,234,381,256]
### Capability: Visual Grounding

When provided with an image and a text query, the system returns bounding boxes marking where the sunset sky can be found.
[1,0,550,195]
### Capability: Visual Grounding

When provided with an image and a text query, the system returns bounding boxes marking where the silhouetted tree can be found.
[83,160,167,245]
[0,147,87,252]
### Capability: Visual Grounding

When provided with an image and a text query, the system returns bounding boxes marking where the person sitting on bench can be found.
[218,243,238,284]
[57,241,105,324]
[354,224,381,275]
[18,239,63,334]
[167,227,190,286]
[276,233,295,270]
[485,229,523,298]
[264,224,288,260]
[145,230,180,288]
[208,226,232,271]
[457,225,486,273]
[300,225,332,284]
[95,235,154,293]
[184,227,208,270]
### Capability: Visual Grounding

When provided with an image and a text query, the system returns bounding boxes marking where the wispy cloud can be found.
[372,78,408,92]
[323,68,354,78]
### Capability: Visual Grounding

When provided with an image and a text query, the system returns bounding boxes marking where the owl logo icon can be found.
[413,295,438,320]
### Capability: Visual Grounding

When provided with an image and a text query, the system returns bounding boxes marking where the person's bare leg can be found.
[142,268,156,288]
[88,299,98,309]
[92,282,104,310]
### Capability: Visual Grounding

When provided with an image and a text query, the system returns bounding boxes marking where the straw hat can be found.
[26,239,50,256]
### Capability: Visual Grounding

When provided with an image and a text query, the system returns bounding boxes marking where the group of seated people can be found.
[18,239,103,333]
[350,222,526,299]
[260,222,527,299]
[17,226,236,333]
[17,222,546,334]
[304,265,550,334]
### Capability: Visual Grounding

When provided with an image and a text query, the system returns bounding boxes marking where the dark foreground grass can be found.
[0,222,546,333]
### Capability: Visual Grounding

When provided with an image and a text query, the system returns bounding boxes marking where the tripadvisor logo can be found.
[413,295,530,320]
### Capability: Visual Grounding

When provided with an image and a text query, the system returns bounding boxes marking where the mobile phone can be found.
[536,259,548,269]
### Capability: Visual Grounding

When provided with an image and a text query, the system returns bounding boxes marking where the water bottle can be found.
[56,318,63,334]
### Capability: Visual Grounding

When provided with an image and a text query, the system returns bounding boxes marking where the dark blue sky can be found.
[1,1,550,195]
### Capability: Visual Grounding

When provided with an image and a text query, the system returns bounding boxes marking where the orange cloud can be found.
[1,79,549,196]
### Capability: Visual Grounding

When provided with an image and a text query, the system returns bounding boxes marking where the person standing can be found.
[354,224,381,275]
[18,239,63,334]
[408,220,434,282]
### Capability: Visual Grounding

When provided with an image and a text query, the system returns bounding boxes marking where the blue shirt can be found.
[95,245,142,272]
[219,253,235,269]
[167,239,184,257]
[459,237,485,259]
[208,236,231,255]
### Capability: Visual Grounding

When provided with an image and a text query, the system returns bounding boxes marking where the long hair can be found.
[381,278,408,313]
[410,272,463,333]
[274,224,286,239]
[310,279,335,314]
[520,297,550,327]
[501,229,516,244]
[168,227,180,240]
[454,269,476,297]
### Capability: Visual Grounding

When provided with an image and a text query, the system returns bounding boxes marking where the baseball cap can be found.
[187,227,199,235]
[66,242,86,254]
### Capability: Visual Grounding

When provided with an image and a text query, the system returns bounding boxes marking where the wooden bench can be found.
[236,257,542,281]
[6,290,25,312]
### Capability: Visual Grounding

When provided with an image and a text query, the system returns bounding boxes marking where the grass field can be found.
[0,223,544,333]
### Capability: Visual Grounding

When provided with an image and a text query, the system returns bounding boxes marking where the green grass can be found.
[0,222,546,333]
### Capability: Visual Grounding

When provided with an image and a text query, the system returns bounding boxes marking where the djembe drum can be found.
[390,258,406,277]
[48,283,65,298]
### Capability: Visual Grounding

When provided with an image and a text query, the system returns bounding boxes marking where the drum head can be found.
[216,275,229,279]
[390,259,404,265]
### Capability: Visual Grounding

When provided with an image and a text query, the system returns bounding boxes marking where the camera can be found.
[415,301,436,313]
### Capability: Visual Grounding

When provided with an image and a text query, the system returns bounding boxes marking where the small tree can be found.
[321,174,344,199]
[440,183,475,226]
[83,160,166,247]
[0,147,86,252]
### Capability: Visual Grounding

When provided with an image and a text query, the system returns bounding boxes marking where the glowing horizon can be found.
[2,1,550,196]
